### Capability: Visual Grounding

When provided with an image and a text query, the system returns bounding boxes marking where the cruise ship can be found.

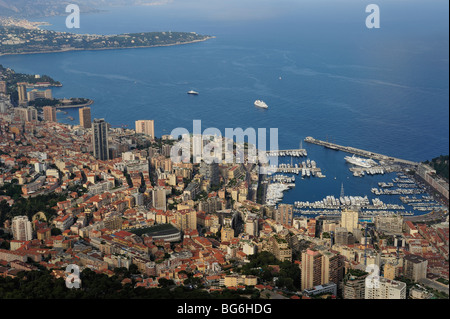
[254,100,268,109]
[344,155,375,168]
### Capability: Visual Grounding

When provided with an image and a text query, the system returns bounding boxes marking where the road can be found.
[419,278,449,295]
[404,210,448,223]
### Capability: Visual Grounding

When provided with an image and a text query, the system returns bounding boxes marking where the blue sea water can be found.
[0,0,448,213]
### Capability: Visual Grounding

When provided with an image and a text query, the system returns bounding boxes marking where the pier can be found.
[349,164,402,177]
[270,166,325,177]
[304,136,419,167]
[267,158,326,178]
[264,149,307,157]
[55,99,94,109]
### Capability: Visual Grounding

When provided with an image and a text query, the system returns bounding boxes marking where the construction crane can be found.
[364,223,368,266]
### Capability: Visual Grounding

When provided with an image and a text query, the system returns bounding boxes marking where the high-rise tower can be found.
[92,118,109,160]
[79,107,92,129]
[12,216,33,241]
[135,120,155,139]
[43,106,57,122]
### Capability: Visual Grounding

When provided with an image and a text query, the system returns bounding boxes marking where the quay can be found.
[403,209,448,223]
[55,99,94,109]
[265,149,307,157]
[304,136,419,167]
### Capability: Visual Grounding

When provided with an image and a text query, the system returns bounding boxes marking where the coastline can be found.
[0,36,216,57]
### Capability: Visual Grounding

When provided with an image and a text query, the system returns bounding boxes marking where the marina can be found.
[268,161,325,178]
[342,153,404,177]
[291,169,447,218]
[263,149,329,206]
[269,175,296,183]
[371,188,425,196]
[400,195,435,203]
[371,175,424,195]
[293,209,414,218]
[263,145,447,219]
[294,195,406,211]
[264,180,295,207]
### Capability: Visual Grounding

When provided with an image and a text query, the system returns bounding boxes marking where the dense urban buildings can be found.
[0,88,447,299]
[0,4,448,302]
[14,106,37,122]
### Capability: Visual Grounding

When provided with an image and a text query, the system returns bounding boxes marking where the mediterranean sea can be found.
[1,0,448,215]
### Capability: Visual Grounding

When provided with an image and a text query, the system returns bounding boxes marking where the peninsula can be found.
[0,25,213,56]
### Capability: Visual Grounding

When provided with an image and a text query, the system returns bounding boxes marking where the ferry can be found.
[254,100,268,109]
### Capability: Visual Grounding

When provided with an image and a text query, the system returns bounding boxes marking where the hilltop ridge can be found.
[0,0,169,18]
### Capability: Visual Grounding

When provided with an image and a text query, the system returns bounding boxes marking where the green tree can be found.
[158,278,175,288]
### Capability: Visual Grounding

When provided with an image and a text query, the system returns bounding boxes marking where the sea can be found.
[0,0,448,217]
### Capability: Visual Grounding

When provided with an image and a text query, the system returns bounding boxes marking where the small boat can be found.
[187,90,199,95]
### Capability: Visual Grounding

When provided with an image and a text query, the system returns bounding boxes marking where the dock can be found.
[264,149,307,157]
[271,166,324,176]
[304,136,419,167]
[55,99,94,109]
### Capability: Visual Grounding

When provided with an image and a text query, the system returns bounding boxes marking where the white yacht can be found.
[344,155,375,168]
[254,100,268,109]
